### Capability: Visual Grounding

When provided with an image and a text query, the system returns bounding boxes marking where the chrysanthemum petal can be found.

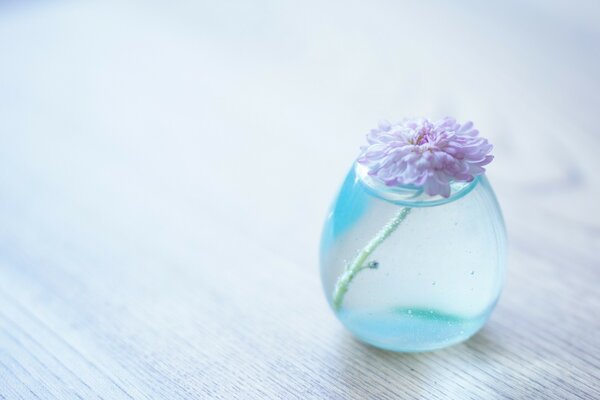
[357,117,493,197]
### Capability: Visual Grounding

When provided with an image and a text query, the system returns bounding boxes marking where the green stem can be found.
[332,207,412,311]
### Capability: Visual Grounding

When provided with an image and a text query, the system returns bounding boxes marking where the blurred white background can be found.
[2,0,599,267]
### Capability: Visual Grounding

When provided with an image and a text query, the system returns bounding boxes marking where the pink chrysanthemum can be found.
[357,117,493,198]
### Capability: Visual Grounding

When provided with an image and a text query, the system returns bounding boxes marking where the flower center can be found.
[411,127,430,145]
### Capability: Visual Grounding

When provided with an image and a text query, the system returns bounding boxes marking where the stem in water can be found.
[332,207,412,311]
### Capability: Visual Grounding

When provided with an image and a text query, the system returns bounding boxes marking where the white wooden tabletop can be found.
[1,1,599,398]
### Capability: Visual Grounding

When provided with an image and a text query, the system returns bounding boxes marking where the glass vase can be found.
[320,163,507,352]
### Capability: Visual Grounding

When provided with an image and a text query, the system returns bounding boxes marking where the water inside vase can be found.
[337,305,495,352]
[320,165,506,352]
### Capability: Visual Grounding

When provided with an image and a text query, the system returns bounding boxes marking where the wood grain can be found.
[1,1,599,398]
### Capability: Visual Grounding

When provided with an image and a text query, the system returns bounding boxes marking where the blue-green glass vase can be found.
[320,163,507,352]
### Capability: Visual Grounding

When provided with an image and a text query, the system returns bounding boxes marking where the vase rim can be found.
[354,162,480,207]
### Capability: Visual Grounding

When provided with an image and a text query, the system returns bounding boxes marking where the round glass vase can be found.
[320,163,507,352]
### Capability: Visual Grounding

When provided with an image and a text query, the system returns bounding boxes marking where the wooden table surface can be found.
[1,1,599,399]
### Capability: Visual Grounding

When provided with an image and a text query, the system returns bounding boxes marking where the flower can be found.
[357,117,493,198]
